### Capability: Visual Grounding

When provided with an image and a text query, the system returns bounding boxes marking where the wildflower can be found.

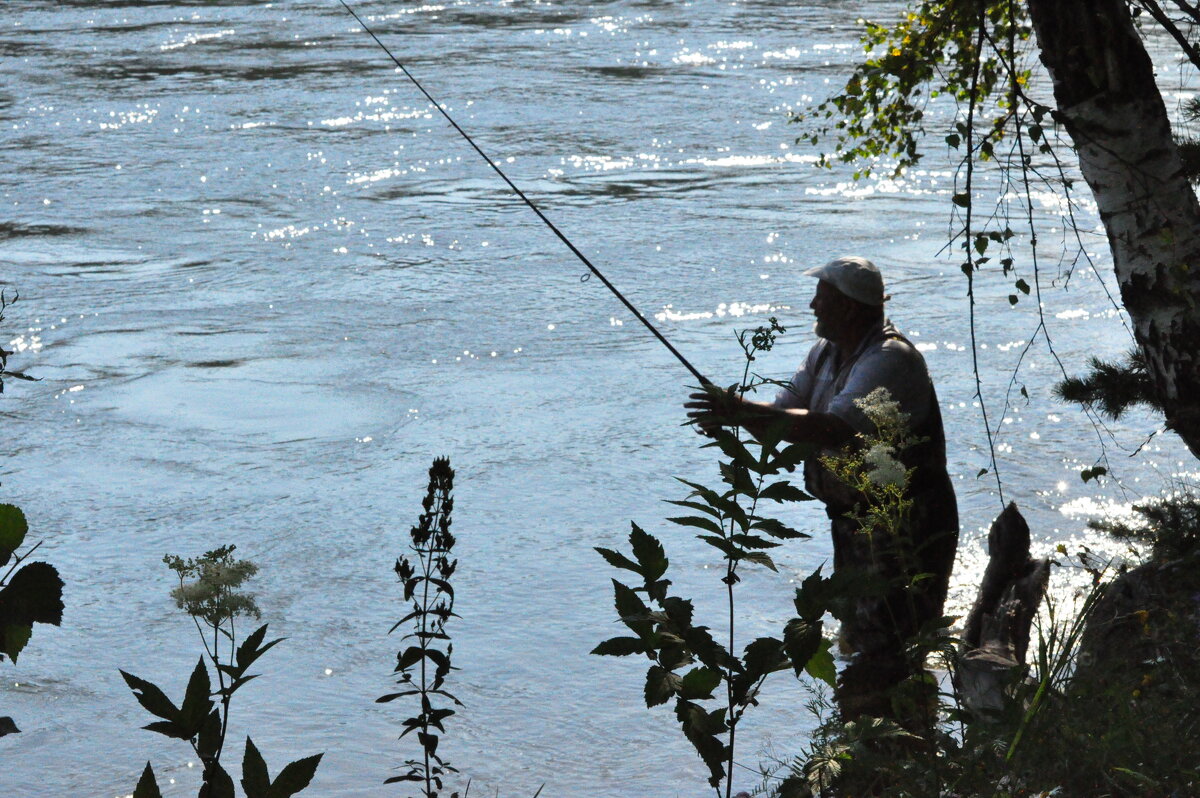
[863,442,907,488]
[854,386,909,432]
[164,545,260,626]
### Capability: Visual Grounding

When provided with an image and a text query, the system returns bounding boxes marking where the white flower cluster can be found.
[863,442,906,487]
[854,387,910,488]
[854,386,909,431]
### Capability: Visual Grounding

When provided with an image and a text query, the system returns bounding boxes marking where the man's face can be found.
[809,279,850,340]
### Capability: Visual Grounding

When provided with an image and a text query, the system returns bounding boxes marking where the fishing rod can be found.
[336,0,711,386]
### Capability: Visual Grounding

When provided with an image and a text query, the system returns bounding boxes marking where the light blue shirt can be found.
[772,319,933,503]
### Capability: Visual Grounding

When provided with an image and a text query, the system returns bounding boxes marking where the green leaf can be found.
[792,568,831,621]
[120,670,181,725]
[0,562,64,629]
[661,596,694,629]
[708,429,759,470]
[142,720,190,739]
[750,517,810,540]
[742,551,778,571]
[206,761,237,798]
[658,644,693,672]
[268,753,323,798]
[0,504,28,565]
[612,580,648,621]
[664,499,721,519]
[644,665,679,707]
[678,666,722,700]
[667,515,725,535]
[783,618,822,678]
[674,478,722,507]
[741,636,787,680]
[197,709,222,759]
[1081,466,1107,483]
[682,626,736,671]
[396,645,423,672]
[729,533,781,550]
[766,441,812,473]
[675,699,728,788]
[132,762,162,798]
[804,638,837,688]
[242,737,271,798]
[595,547,641,575]
[1,624,31,663]
[697,535,739,559]
[757,481,813,503]
[1008,294,1019,306]
[719,461,757,495]
[629,523,668,581]
[952,192,970,207]
[1015,278,1031,294]
[235,624,281,676]
[591,636,648,657]
[179,657,214,737]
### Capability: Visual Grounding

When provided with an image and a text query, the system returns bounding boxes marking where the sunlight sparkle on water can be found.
[656,301,788,322]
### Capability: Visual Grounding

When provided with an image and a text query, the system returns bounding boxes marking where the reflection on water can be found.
[0,0,1189,795]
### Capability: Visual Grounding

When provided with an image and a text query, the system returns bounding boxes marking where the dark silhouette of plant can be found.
[595,321,852,797]
[1090,490,1200,562]
[123,545,322,797]
[0,289,37,393]
[0,503,64,667]
[0,293,58,736]
[379,457,462,796]
[1055,350,1160,422]
[0,502,65,736]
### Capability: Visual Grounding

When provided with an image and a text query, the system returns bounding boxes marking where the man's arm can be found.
[685,387,855,449]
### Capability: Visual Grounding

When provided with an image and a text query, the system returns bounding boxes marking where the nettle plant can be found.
[594,321,853,797]
[123,545,322,798]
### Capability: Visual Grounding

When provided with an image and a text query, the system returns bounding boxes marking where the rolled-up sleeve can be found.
[773,343,823,410]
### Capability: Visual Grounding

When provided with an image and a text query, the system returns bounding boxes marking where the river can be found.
[0,1,1189,795]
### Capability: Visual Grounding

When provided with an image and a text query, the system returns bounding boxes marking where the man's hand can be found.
[684,383,744,436]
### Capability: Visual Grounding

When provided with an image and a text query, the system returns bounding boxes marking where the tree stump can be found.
[955,502,1050,715]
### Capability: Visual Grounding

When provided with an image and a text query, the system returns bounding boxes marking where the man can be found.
[685,256,959,723]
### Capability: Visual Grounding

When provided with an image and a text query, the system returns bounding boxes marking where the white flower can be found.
[863,442,907,488]
[854,386,909,430]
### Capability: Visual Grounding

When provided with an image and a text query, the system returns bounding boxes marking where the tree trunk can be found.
[1027,0,1200,458]
[955,503,1049,715]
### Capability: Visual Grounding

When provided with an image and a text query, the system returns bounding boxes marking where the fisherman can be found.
[684,256,959,724]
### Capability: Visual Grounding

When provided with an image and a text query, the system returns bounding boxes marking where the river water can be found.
[1,1,1192,796]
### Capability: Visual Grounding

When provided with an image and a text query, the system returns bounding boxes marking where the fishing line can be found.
[336,0,710,386]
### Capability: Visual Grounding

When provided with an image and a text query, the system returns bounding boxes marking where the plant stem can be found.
[420,496,436,798]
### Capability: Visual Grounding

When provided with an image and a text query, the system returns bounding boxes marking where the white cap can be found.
[803,256,887,305]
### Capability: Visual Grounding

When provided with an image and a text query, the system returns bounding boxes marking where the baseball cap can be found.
[803,256,888,306]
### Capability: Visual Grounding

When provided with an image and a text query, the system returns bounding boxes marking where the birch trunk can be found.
[1027,0,1200,458]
